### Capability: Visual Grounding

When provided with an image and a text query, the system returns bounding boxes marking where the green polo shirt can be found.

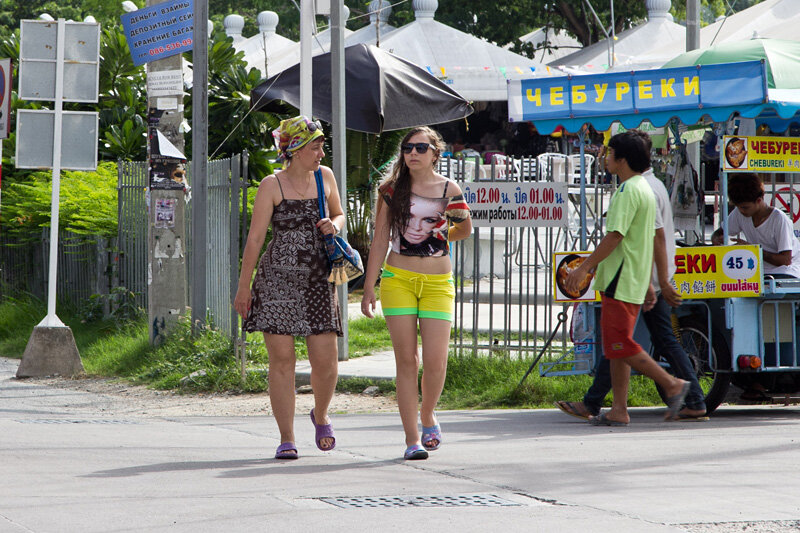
[594,174,656,304]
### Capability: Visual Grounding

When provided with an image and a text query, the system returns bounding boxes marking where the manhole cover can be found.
[16,419,138,424]
[320,494,521,509]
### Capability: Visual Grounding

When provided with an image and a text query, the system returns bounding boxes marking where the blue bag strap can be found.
[314,169,326,219]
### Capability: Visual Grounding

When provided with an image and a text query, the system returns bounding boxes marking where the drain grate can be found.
[16,419,139,425]
[320,494,521,509]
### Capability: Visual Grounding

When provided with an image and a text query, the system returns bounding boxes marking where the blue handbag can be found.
[314,169,365,285]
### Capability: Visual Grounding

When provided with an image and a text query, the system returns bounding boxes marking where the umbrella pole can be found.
[331,0,349,361]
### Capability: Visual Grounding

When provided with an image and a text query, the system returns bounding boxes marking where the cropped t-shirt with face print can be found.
[380,181,470,257]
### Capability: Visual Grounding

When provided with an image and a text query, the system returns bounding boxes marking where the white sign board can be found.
[15,109,98,170]
[18,20,100,103]
[464,182,569,227]
[146,70,184,97]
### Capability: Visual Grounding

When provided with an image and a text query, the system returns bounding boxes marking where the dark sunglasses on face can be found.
[401,142,431,154]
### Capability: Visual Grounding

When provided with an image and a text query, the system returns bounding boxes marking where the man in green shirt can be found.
[566,131,689,426]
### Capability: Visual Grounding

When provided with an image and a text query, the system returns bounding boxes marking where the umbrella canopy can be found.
[663,38,800,90]
[250,43,473,134]
[551,0,685,72]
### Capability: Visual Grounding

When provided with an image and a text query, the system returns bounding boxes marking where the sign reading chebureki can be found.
[722,135,800,172]
[672,245,762,298]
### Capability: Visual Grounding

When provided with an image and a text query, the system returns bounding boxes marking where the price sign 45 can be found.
[722,249,758,280]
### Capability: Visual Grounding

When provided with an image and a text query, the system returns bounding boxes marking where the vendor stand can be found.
[508,60,800,412]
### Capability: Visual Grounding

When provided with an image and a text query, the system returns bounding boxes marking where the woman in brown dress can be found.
[234,116,344,460]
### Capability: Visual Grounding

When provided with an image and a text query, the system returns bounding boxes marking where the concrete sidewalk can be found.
[296,349,396,385]
[3,357,800,532]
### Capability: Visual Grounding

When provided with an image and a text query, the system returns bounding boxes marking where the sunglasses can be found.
[305,119,322,132]
[401,142,431,154]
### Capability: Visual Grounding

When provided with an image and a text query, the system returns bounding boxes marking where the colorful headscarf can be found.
[272,116,324,168]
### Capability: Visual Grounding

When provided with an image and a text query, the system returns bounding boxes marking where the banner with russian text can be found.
[672,245,762,299]
[722,135,800,173]
[121,0,193,66]
[509,61,766,123]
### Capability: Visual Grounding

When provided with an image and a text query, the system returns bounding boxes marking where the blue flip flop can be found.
[421,423,442,451]
[275,442,298,460]
[404,444,429,460]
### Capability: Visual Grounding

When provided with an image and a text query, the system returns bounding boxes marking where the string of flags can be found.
[422,65,552,78]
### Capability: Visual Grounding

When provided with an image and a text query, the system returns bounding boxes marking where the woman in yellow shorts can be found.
[361,126,472,460]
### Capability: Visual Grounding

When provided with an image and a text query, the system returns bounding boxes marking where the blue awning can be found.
[507,61,800,134]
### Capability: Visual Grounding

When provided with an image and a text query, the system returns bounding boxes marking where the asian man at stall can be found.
[711,173,800,278]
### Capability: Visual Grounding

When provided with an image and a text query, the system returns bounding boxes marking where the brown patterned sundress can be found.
[243,197,343,337]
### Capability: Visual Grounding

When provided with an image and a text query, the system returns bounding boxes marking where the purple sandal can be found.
[310,409,336,451]
[421,423,442,451]
[275,442,298,460]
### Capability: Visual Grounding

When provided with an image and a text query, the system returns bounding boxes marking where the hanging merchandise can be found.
[668,147,704,231]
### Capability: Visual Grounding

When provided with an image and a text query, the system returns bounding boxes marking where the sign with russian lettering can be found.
[465,182,568,227]
[722,135,800,173]
[672,245,762,299]
[509,61,766,123]
[121,0,193,67]
[553,251,599,302]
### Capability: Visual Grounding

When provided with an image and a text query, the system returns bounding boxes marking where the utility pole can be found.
[300,0,313,116]
[146,0,189,344]
[191,0,209,331]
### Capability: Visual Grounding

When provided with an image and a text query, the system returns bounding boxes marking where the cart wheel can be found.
[655,315,731,415]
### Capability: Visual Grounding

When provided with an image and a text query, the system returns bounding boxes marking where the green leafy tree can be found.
[1,162,119,240]
[97,26,148,160]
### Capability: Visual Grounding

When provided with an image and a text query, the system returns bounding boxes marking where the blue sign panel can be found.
[121,0,193,66]
[514,61,767,123]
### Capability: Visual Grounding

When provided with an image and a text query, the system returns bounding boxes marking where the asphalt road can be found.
[2,357,800,533]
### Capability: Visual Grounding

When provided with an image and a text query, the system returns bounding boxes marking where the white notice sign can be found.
[146,70,184,97]
[464,182,569,227]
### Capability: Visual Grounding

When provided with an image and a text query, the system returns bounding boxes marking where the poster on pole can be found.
[121,0,194,67]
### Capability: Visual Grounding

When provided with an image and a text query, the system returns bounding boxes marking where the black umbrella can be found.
[250,43,473,134]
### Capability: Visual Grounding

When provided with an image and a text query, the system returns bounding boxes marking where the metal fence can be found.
[118,155,248,337]
[0,156,249,333]
[117,160,149,308]
[437,154,615,358]
[201,153,246,337]
[0,229,109,308]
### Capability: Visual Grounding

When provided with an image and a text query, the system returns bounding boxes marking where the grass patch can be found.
[348,286,380,303]
[0,295,663,407]
[438,352,662,410]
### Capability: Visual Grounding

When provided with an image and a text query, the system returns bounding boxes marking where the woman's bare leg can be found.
[386,315,422,446]
[306,331,339,449]
[264,333,297,444]
[418,318,451,427]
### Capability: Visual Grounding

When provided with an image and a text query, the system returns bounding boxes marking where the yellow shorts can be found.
[380,264,455,321]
